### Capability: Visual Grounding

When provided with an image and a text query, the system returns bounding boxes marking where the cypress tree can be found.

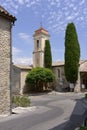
[44,40,52,69]
[64,23,80,83]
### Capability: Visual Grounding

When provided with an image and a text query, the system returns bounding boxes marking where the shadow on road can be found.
[50,98,87,130]
[27,90,52,96]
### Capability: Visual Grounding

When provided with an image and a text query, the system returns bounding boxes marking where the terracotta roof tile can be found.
[13,64,32,70]
[35,27,48,33]
[52,60,87,67]
[79,60,87,72]
[34,27,50,36]
[52,61,64,66]
[0,5,16,22]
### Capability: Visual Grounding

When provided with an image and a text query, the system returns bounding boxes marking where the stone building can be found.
[12,27,87,94]
[52,61,69,91]
[12,59,87,94]
[12,64,32,95]
[52,60,87,92]
[0,6,16,115]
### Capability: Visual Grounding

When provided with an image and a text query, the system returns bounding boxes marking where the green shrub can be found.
[25,67,55,91]
[12,95,30,107]
[80,126,87,130]
[85,94,87,98]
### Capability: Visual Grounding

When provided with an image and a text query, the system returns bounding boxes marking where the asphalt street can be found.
[0,92,87,130]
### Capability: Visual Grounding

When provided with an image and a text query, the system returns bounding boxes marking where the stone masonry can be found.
[12,65,32,95]
[0,6,16,115]
[33,27,50,67]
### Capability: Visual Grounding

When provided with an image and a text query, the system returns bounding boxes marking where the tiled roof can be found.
[79,60,87,65]
[79,60,87,72]
[35,27,48,33]
[0,5,16,22]
[34,27,50,36]
[13,64,32,70]
[13,60,87,72]
[52,60,87,67]
[52,61,64,66]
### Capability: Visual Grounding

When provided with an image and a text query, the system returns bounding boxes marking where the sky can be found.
[0,0,87,65]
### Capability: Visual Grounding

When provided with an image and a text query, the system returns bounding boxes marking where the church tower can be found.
[33,27,50,67]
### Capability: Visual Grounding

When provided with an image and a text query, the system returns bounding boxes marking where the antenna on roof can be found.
[40,20,42,28]
[40,14,43,28]
[40,0,43,28]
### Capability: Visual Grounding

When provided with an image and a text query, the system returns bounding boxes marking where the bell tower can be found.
[33,27,50,68]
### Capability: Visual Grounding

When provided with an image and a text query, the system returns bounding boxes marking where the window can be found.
[58,69,60,78]
[37,40,39,48]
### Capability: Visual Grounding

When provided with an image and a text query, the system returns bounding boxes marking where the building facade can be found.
[12,65,32,95]
[0,6,16,115]
[52,62,69,91]
[12,60,87,94]
[52,60,87,92]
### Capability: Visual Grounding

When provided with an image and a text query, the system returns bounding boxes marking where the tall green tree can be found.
[64,23,80,83]
[44,40,52,69]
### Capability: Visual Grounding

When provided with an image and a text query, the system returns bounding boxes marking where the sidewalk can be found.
[12,106,37,114]
[0,106,37,119]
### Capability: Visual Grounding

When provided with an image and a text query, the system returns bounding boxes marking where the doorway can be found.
[81,72,87,90]
[83,79,87,89]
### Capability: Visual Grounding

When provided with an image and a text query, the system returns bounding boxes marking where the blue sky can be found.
[0,0,87,65]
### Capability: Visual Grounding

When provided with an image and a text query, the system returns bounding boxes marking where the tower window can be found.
[37,40,39,48]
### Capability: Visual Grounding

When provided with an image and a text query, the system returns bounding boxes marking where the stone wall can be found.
[12,65,31,95]
[12,65,21,95]
[20,69,31,94]
[52,66,69,91]
[0,16,12,115]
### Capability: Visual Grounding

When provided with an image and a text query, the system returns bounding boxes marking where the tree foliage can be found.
[25,67,55,91]
[64,23,80,83]
[44,40,52,69]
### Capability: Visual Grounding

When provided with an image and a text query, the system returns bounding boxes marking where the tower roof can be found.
[34,27,50,36]
[0,5,16,22]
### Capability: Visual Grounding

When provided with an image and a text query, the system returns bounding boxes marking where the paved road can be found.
[0,92,87,130]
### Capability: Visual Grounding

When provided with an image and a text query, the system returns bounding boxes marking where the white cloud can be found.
[1,0,87,33]
[0,0,41,14]
[12,47,22,56]
[13,57,33,65]
[18,0,24,5]
[19,33,29,39]
[50,1,55,6]
[1,0,19,14]
[12,46,33,65]
[79,0,85,5]
[69,3,74,8]
[18,33,33,44]
[67,16,74,20]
